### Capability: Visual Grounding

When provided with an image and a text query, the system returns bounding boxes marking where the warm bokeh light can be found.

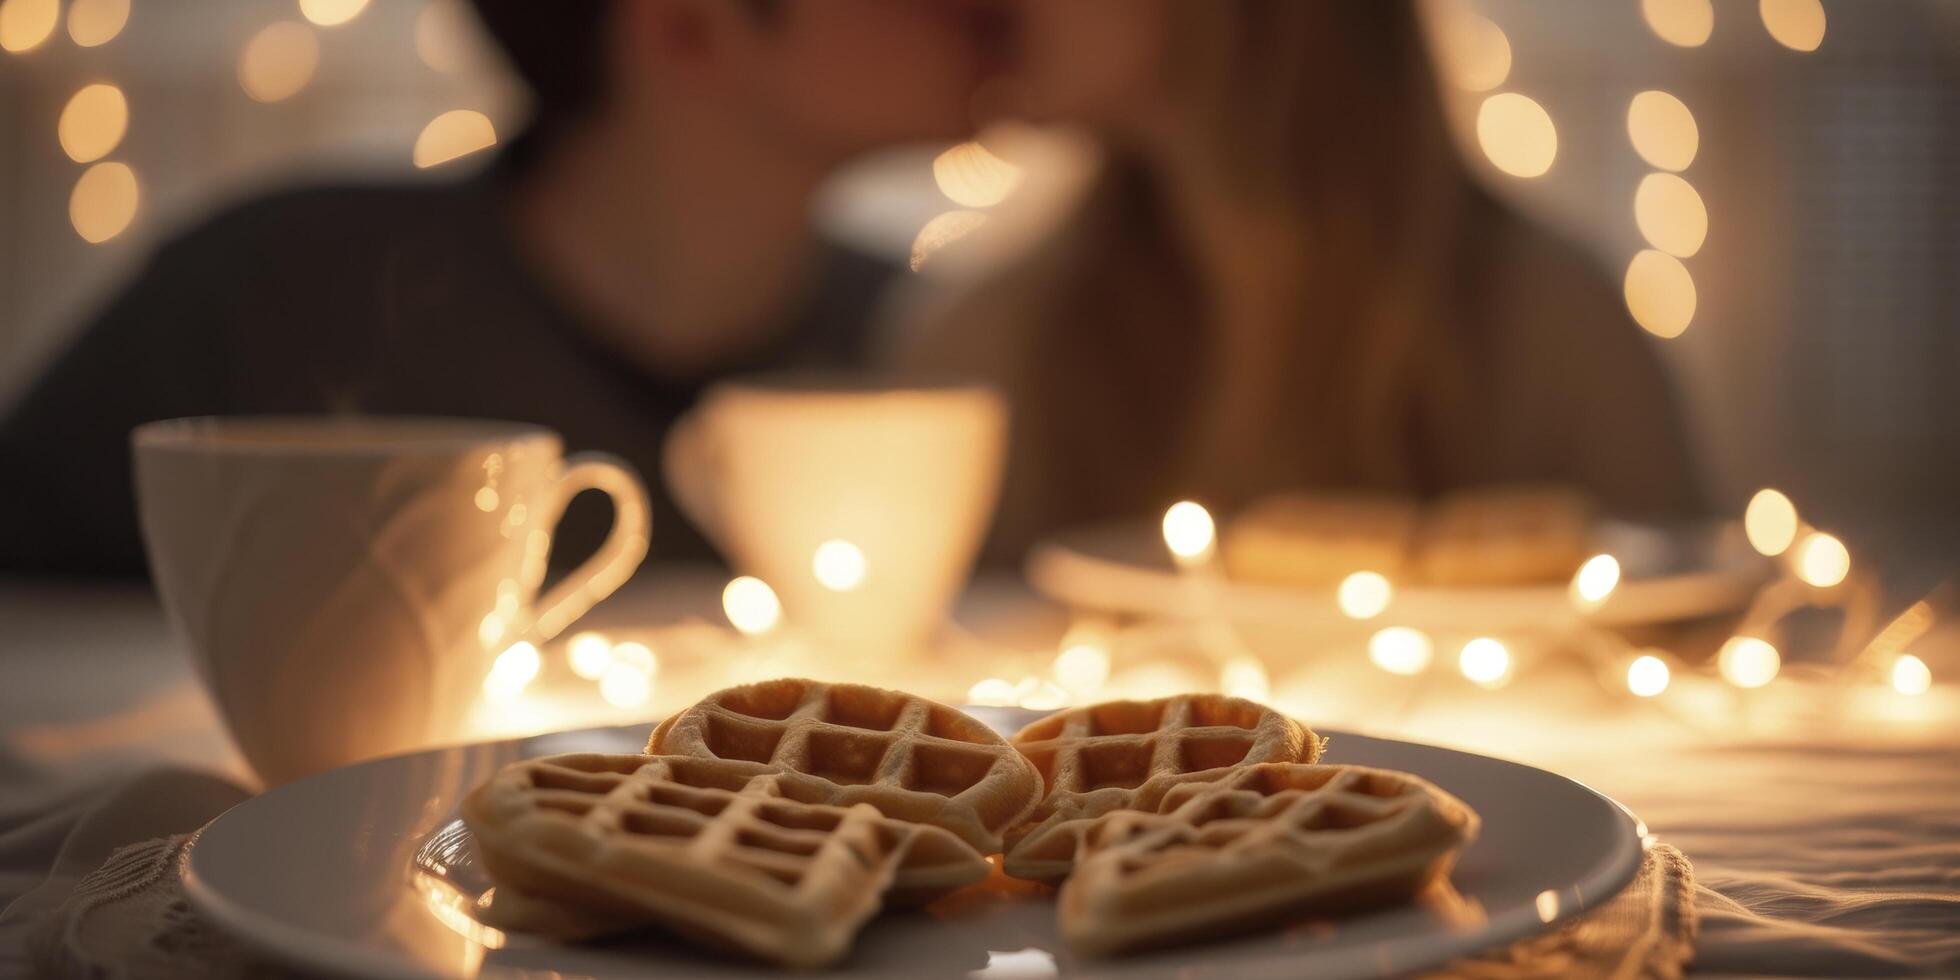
[1020,680,1069,711]
[967,677,1017,706]
[1535,889,1560,923]
[1744,488,1800,556]
[1162,501,1216,562]
[1220,655,1271,702]
[1627,654,1671,697]
[1368,627,1433,676]
[482,641,541,705]
[477,611,506,650]
[1476,93,1558,178]
[1337,571,1393,620]
[1641,0,1713,47]
[1623,249,1696,338]
[1459,638,1511,687]
[1794,532,1850,588]
[1431,9,1511,92]
[1572,554,1623,606]
[1890,654,1931,697]
[414,109,498,168]
[1759,0,1825,52]
[812,539,867,592]
[238,21,320,104]
[415,0,472,74]
[932,141,1023,208]
[69,161,138,244]
[58,84,128,164]
[599,662,651,708]
[1627,91,1699,172]
[566,631,612,681]
[611,641,657,677]
[0,0,59,53]
[298,0,370,28]
[1718,636,1780,688]
[1052,627,1112,694]
[67,0,128,47]
[909,210,987,272]
[473,486,498,512]
[1634,173,1708,258]
[722,576,783,636]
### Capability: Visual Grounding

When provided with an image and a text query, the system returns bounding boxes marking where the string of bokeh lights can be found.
[3,0,499,246]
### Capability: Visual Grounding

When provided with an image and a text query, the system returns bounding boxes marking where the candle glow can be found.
[1627,654,1671,697]
[1571,554,1622,606]
[1890,654,1931,697]
[722,576,783,635]
[1369,626,1433,676]
[1459,638,1511,687]
[1337,571,1393,619]
[812,540,867,592]
[1162,501,1216,562]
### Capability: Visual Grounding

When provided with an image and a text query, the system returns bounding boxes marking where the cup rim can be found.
[131,415,559,456]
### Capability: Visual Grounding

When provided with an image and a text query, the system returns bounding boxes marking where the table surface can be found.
[3,569,1957,976]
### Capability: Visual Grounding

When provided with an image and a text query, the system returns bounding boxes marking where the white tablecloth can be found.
[2,573,1955,977]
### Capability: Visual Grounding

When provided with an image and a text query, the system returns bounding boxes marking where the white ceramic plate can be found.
[1029,519,1771,634]
[184,711,1645,979]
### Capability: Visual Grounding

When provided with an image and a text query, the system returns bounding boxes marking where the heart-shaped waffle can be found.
[648,678,1042,855]
[1003,694,1323,883]
[1059,763,1479,956]
[461,753,991,969]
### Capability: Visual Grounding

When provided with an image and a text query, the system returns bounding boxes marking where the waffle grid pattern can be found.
[1060,763,1479,956]
[649,679,1042,853]
[1003,694,1321,883]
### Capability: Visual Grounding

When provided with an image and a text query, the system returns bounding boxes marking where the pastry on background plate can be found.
[1059,763,1480,957]
[1413,484,1595,586]
[1222,492,1420,587]
[648,678,1044,859]
[1002,694,1325,884]
[461,753,991,969]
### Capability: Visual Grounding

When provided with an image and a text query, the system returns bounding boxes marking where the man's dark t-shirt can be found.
[0,160,895,577]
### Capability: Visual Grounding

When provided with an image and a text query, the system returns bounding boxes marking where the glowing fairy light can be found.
[0,0,60,53]
[414,109,498,168]
[967,678,1018,706]
[1052,626,1112,694]
[482,641,541,705]
[67,0,129,47]
[1627,91,1699,172]
[1641,0,1713,47]
[298,0,370,28]
[1476,93,1558,179]
[566,631,613,681]
[1624,249,1696,338]
[722,576,783,635]
[1627,654,1671,697]
[1337,571,1393,619]
[812,540,867,592]
[1458,638,1511,687]
[69,162,138,244]
[1634,173,1708,258]
[1571,554,1622,607]
[1220,656,1270,702]
[1744,489,1799,556]
[599,662,651,708]
[58,83,128,164]
[1759,0,1825,52]
[611,641,657,677]
[932,141,1023,208]
[238,21,320,104]
[1162,501,1216,564]
[1432,8,1511,92]
[1718,636,1780,688]
[477,611,506,649]
[1368,627,1433,676]
[1890,654,1931,697]
[1795,532,1850,588]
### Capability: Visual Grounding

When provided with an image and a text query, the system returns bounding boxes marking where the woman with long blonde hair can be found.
[906,1,1702,557]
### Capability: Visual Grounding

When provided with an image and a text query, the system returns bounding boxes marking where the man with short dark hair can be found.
[0,0,1007,574]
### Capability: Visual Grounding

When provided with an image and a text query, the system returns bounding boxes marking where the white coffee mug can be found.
[133,416,649,784]
[663,377,1006,664]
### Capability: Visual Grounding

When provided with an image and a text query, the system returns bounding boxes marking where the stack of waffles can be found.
[461,679,1479,967]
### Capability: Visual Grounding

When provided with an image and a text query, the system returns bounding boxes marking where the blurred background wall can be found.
[1,0,1954,570]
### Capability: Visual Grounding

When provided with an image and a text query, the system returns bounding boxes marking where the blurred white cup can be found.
[664,376,1006,664]
[133,416,649,784]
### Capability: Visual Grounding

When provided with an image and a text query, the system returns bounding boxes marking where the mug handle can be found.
[528,452,651,641]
